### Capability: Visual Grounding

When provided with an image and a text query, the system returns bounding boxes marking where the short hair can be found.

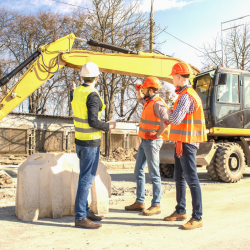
[180,74,190,79]
[149,87,159,93]
[83,77,96,83]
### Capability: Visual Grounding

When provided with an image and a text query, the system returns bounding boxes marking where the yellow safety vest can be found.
[71,85,106,141]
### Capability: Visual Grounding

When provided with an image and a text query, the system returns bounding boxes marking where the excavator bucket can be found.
[160,141,217,166]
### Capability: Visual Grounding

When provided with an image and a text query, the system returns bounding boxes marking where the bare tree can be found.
[0,10,77,114]
[201,22,250,71]
[158,85,176,108]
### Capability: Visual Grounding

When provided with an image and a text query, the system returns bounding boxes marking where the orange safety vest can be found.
[169,87,207,143]
[138,96,170,140]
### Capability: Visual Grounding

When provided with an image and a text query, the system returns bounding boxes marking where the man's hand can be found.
[72,81,76,90]
[163,120,171,128]
[135,83,142,91]
[167,108,173,115]
[109,121,117,130]
[145,132,158,140]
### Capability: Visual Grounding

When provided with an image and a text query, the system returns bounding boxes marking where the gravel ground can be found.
[1,167,250,250]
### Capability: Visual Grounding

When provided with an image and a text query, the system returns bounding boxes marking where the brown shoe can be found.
[75,218,102,229]
[181,218,203,230]
[125,201,145,212]
[163,211,187,221]
[143,205,161,216]
[87,211,104,221]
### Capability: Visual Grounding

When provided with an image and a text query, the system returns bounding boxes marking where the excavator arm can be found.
[0,33,200,121]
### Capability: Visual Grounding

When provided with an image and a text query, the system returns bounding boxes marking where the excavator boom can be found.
[0,33,200,121]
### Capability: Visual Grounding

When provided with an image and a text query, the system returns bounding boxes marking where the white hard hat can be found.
[80,62,100,77]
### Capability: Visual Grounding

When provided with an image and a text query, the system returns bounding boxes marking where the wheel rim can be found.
[229,153,240,173]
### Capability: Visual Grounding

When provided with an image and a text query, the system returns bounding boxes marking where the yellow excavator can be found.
[1,33,250,183]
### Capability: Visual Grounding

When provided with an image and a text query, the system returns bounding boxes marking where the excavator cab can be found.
[193,67,244,129]
[160,67,250,183]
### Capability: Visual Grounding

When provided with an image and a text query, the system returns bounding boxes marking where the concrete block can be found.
[15,153,111,222]
[89,162,111,214]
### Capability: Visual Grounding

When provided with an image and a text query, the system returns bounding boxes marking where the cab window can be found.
[217,74,239,103]
[195,71,214,109]
[243,75,250,108]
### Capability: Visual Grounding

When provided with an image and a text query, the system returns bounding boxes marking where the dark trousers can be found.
[174,143,202,220]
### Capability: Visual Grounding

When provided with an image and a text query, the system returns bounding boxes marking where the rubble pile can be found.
[0,171,13,188]
[100,147,137,162]
[0,155,27,165]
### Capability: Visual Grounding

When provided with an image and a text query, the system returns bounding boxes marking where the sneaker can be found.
[163,211,187,221]
[181,218,203,230]
[143,205,161,216]
[125,201,145,212]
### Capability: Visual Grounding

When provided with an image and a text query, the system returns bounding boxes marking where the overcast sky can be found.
[1,0,250,71]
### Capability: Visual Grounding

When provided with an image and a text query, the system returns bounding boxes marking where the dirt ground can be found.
[1,166,250,250]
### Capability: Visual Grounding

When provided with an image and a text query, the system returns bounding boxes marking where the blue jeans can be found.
[134,138,163,206]
[75,145,100,221]
[174,143,202,220]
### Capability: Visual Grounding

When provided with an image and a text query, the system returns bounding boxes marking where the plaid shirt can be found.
[169,86,199,148]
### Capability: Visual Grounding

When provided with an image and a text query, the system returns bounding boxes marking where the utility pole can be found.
[149,0,154,53]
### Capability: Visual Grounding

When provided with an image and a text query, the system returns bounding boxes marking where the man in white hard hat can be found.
[71,62,116,229]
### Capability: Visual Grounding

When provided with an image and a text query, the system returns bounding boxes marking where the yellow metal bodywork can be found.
[209,127,250,137]
[61,50,200,83]
[0,33,200,121]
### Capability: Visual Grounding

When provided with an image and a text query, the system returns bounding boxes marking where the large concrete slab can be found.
[15,153,111,221]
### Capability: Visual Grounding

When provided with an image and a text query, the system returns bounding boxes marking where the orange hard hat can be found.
[142,77,162,89]
[170,62,191,76]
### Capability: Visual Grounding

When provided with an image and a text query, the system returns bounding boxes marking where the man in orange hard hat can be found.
[125,77,170,216]
[163,62,207,230]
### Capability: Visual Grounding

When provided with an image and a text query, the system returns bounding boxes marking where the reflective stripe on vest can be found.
[71,85,106,141]
[138,96,170,140]
[169,87,207,143]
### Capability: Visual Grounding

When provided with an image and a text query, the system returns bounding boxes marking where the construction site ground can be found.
[1,166,250,250]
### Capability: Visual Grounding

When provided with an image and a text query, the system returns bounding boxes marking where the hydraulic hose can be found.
[0,50,41,87]
[75,37,138,54]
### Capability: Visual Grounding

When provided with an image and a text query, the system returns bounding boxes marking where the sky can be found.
[1,0,250,71]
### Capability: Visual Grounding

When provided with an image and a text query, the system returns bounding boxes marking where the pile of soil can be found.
[0,171,13,187]
[99,147,137,162]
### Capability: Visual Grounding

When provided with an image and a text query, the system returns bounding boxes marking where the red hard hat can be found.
[142,77,162,89]
[170,62,191,76]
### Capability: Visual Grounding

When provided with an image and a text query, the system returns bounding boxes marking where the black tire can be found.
[206,158,221,181]
[206,143,226,182]
[160,164,174,178]
[215,143,246,183]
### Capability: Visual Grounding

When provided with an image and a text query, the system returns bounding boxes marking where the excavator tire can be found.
[160,164,174,178]
[206,158,221,181]
[206,143,226,182]
[215,143,246,183]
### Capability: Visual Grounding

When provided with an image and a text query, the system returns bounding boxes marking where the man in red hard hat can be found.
[163,62,207,230]
[125,76,170,216]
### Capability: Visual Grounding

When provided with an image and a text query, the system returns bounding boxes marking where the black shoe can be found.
[87,211,105,221]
